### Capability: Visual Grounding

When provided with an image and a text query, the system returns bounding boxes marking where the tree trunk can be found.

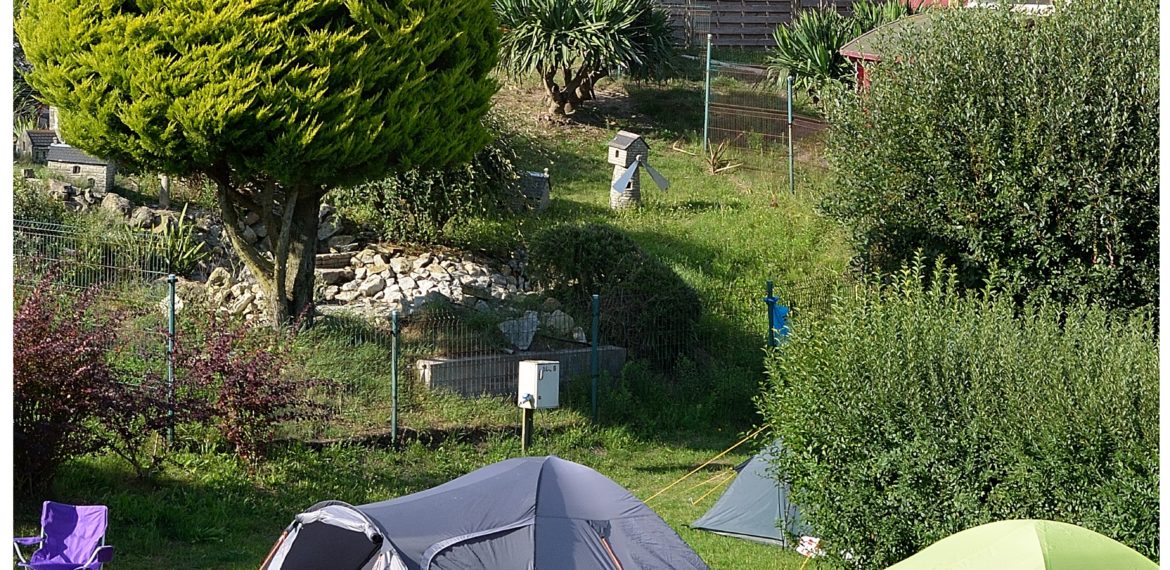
[542,68,585,116]
[213,176,321,328]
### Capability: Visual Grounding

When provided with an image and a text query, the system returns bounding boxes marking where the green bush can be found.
[527,223,701,368]
[330,123,522,244]
[14,175,67,223]
[822,1,1158,310]
[757,260,1158,566]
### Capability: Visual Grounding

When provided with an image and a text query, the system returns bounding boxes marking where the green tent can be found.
[886,520,1157,570]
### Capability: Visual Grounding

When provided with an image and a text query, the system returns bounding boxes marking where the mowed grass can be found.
[17,413,812,569]
[15,77,847,569]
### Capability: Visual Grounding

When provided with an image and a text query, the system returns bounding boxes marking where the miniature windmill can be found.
[607,130,668,210]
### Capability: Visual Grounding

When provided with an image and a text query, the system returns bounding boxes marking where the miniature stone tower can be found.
[607,130,650,210]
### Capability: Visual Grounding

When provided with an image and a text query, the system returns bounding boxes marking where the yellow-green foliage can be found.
[17,0,500,188]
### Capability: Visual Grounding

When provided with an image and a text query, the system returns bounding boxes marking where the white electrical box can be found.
[518,360,560,409]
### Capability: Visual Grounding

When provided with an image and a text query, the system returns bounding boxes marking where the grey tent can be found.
[691,443,808,547]
[262,455,710,570]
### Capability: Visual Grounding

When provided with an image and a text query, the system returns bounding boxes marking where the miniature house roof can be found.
[25,129,58,148]
[608,130,648,151]
[46,143,109,166]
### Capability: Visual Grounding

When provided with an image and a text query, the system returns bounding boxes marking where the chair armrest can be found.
[79,544,115,568]
[13,537,42,564]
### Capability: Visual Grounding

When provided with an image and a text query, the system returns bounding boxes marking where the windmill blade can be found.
[611,162,639,193]
[642,161,670,191]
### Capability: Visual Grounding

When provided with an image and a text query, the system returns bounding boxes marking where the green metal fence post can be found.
[787,75,795,194]
[591,294,600,423]
[703,33,713,154]
[391,308,400,449]
[166,273,177,446]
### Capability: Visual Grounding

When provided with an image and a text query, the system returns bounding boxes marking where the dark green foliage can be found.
[527,223,701,367]
[757,261,1159,566]
[821,1,1158,310]
[330,126,523,244]
[766,1,912,97]
[495,0,674,114]
[14,175,67,224]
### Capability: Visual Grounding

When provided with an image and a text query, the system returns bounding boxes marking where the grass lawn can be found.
[18,416,818,569]
[14,76,848,569]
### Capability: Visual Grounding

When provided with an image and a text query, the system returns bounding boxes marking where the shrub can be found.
[527,223,701,368]
[821,1,1158,310]
[14,276,123,491]
[757,260,1158,566]
[175,312,325,465]
[495,0,674,115]
[331,123,522,244]
[14,174,67,223]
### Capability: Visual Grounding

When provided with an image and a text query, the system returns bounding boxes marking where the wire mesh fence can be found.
[14,218,175,389]
[15,218,855,444]
[708,61,790,151]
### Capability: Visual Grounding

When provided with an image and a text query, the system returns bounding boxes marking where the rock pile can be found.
[200,247,532,321]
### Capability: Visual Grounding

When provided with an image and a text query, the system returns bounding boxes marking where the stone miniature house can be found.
[607,130,650,210]
[46,143,116,193]
[16,129,58,163]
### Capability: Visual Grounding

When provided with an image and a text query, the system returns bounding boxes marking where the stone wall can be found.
[46,160,116,193]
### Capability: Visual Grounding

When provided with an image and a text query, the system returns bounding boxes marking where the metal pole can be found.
[521,408,534,454]
[166,273,177,446]
[765,281,778,348]
[391,308,400,449]
[591,294,600,423]
[787,75,795,194]
[703,33,713,154]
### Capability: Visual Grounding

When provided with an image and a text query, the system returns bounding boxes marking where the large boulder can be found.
[100,192,132,217]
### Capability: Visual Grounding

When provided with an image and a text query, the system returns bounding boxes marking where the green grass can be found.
[18,416,816,569]
[15,75,849,569]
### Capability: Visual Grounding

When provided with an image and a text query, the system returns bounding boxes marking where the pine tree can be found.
[17,0,499,324]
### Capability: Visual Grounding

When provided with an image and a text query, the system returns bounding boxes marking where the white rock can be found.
[390,257,411,274]
[208,267,233,288]
[398,276,417,291]
[359,276,386,297]
[336,290,362,302]
[498,310,539,350]
[414,253,433,270]
[354,267,367,280]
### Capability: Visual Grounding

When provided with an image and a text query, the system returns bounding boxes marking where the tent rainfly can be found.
[262,456,710,570]
[885,519,1158,570]
[691,442,809,546]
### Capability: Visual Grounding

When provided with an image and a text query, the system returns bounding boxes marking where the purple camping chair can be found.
[13,501,115,570]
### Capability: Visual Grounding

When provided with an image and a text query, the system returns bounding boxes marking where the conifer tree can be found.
[17,0,499,324]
